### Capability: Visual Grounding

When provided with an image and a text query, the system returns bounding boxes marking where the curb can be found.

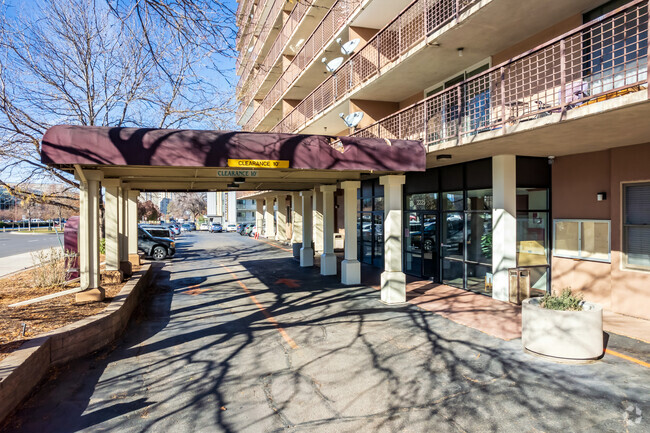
[0,262,161,424]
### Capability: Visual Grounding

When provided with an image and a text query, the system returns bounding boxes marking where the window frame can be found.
[553,218,611,263]
[623,181,650,271]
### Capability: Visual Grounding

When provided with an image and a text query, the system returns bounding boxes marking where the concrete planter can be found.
[522,297,603,361]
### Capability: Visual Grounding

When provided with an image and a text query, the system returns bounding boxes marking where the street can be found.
[3,231,649,432]
[0,232,63,258]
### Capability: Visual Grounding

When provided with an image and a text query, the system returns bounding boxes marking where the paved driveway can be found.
[4,232,649,432]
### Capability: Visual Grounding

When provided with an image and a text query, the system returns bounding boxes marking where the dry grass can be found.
[0,264,140,362]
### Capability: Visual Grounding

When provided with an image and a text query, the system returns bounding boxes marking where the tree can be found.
[0,0,237,210]
[138,199,161,221]
[167,192,206,221]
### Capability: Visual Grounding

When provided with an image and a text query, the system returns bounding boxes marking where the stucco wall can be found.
[552,144,650,319]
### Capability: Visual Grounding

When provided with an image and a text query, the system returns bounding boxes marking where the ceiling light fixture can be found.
[436,154,452,160]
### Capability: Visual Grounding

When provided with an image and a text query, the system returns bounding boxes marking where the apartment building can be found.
[235,0,650,320]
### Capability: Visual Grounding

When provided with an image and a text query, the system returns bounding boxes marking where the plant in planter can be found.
[522,288,603,361]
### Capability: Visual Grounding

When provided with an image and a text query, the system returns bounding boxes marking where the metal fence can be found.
[271,0,477,133]
[243,0,364,130]
[346,0,649,147]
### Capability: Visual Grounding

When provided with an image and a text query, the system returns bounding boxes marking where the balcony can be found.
[271,0,617,135]
[347,0,649,161]
[242,0,367,131]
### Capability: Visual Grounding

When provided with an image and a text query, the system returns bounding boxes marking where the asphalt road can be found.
[0,232,63,258]
[3,232,649,432]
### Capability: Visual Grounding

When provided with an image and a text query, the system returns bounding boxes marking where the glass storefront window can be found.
[517,212,549,267]
[466,212,492,264]
[407,193,438,211]
[443,191,464,211]
[467,189,492,210]
[373,213,384,268]
[442,212,464,260]
[517,188,548,211]
[374,197,384,211]
[442,259,464,288]
[362,198,372,211]
[466,263,492,295]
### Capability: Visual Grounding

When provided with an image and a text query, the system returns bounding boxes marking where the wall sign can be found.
[216,170,258,177]
[227,159,289,168]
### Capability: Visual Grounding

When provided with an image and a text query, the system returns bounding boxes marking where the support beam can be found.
[265,197,275,238]
[103,179,123,283]
[320,185,337,276]
[380,175,406,304]
[255,198,264,237]
[127,190,140,266]
[492,155,517,302]
[275,194,288,243]
[340,181,361,285]
[119,187,132,276]
[75,169,103,302]
[300,191,314,267]
[313,187,323,253]
[290,192,303,259]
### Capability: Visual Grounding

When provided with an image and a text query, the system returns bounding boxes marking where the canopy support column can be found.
[380,175,406,304]
[291,192,303,258]
[275,194,288,243]
[127,190,140,266]
[265,197,275,238]
[103,179,123,283]
[341,181,360,285]
[75,169,104,302]
[320,185,337,276]
[300,191,314,267]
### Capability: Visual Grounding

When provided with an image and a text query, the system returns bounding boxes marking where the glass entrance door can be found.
[422,214,437,278]
[404,211,438,280]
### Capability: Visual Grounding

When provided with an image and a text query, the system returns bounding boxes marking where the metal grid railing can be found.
[346,0,649,147]
[236,0,310,115]
[243,0,363,130]
[237,0,273,74]
[236,0,256,48]
[270,0,478,133]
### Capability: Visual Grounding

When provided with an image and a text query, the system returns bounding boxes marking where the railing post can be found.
[456,0,460,23]
[560,39,566,115]
[457,84,463,145]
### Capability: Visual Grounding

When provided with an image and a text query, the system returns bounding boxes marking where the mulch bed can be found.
[0,265,139,363]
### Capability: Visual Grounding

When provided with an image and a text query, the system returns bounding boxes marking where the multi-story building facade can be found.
[207,192,257,225]
[235,0,650,320]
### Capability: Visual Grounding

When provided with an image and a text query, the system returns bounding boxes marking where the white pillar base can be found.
[300,247,314,267]
[381,271,406,304]
[341,259,361,285]
[320,252,337,276]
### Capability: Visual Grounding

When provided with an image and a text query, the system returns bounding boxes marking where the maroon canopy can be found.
[41,125,425,172]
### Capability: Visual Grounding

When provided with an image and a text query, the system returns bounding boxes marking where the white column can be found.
[313,187,323,253]
[320,185,337,275]
[119,187,131,276]
[127,189,139,265]
[255,198,264,236]
[291,192,303,244]
[492,155,517,302]
[380,175,406,304]
[76,169,103,301]
[300,191,314,267]
[103,179,122,277]
[341,181,361,284]
[275,194,288,243]
[265,197,275,238]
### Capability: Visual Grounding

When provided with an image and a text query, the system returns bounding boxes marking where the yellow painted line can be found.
[605,349,650,368]
[222,265,298,350]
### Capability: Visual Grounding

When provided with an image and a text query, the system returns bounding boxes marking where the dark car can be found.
[140,224,174,240]
[189,222,196,231]
[210,222,223,233]
[138,228,175,260]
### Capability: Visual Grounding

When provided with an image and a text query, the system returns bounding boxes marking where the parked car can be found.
[199,223,209,231]
[226,223,237,232]
[181,223,192,232]
[140,224,174,240]
[210,223,223,233]
[240,223,254,236]
[165,224,181,236]
[236,223,243,233]
[138,228,175,260]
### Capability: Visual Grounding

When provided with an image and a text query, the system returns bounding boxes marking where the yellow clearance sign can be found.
[227,159,289,168]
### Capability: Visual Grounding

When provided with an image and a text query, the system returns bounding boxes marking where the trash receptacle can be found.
[508,268,531,304]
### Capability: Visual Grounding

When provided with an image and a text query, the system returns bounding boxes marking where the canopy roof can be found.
[42,125,425,191]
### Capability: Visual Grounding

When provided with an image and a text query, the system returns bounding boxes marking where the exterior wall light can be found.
[457,47,464,57]
[436,154,452,160]
[234,177,246,184]
[597,192,607,201]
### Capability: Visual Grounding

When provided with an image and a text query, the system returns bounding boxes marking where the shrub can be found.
[30,247,67,288]
[100,238,106,255]
[541,288,583,311]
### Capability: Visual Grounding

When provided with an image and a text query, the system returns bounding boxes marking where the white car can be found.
[226,223,237,232]
[199,223,209,231]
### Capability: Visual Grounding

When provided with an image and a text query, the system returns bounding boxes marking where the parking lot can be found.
[4,232,649,432]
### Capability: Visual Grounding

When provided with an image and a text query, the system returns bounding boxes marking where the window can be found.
[553,219,611,262]
[624,183,650,269]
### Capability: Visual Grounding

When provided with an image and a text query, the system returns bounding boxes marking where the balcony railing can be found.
[237,0,285,91]
[237,0,310,111]
[243,0,364,130]
[237,0,273,73]
[347,0,648,148]
[271,0,477,133]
